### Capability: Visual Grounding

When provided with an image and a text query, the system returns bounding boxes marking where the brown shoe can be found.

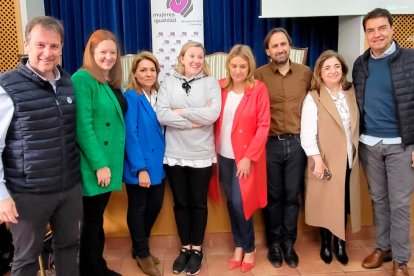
[136,256,161,276]
[362,248,392,269]
[150,254,160,265]
[393,261,409,276]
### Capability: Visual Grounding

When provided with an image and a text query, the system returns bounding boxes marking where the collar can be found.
[269,60,294,75]
[25,60,61,81]
[173,70,205,81]
[370,41,396,59]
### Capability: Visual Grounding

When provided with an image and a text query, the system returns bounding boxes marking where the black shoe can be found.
[173,247,191,274]
[333,236,348,265]
[320,228,333,264]
[267,245,283,267]
[185,249,203,275]
[283,245,299,268]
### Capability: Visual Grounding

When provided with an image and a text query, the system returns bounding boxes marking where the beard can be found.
[271,52,289,65]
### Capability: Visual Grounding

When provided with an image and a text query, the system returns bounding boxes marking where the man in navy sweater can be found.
[352,8,414,276]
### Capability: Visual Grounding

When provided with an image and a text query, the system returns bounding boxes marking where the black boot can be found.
[319,228,332,264]
[333,235,348,265]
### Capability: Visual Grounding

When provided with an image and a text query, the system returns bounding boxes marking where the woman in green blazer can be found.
[72,30,126,276]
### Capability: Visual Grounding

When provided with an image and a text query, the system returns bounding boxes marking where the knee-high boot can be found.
[319,227,332,264]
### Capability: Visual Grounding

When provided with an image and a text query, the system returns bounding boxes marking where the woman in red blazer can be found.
[214,45,270,272]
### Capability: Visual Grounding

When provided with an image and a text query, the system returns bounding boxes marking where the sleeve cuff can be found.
[136,167,148,176]
[0,183,11,201]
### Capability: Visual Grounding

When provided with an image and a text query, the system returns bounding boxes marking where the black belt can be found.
[269,133,300,140]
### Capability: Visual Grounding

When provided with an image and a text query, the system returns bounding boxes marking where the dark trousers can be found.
[264,137,307,247]
[218,155,255,253]
[10,184,82,276]
[126,182,165,258]
[165,165,212,246]
[79,192,112,276]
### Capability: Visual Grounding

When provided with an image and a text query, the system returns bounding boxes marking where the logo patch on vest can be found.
[67,97,73,104]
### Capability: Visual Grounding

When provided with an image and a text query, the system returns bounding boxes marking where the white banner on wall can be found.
[151,0,204,82]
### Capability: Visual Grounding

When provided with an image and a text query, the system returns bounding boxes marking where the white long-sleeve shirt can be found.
[301,88,353,167]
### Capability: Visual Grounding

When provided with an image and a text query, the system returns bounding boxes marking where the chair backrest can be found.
[289,46,308,65]
[205,52,228,80]
[120,54,137,87]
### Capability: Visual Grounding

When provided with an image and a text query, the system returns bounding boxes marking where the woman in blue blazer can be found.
[123,51,165,276]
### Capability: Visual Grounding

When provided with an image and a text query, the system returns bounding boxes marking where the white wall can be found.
[260,0,414,18]
[338,16,365,80]
[19,0,45,41]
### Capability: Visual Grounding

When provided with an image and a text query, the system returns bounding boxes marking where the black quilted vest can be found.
[0,62,81,194]
[352,43,414,146]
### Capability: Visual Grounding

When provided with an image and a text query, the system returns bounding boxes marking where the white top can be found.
[218,91,244,159]
[0,63,61,201]
[301,87,353,167]
[143,89,158,111]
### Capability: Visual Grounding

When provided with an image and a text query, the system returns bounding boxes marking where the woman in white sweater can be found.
[156,41,221,275]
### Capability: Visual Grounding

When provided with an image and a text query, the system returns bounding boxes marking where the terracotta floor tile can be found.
[10,225,414,276]
[344,271,392,275]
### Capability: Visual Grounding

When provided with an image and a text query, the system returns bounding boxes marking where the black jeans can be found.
[218,155,255,253]
[126,182,165,258]
[165,165,212,246]
[264,137,307,247]
[79,192,112,276]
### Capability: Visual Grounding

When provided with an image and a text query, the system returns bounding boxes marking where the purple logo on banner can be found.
[167,0,193,17]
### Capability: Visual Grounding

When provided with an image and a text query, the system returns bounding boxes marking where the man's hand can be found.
[0,197,18,224]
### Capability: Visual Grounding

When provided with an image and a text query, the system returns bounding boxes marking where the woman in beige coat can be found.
[300,50,360,265]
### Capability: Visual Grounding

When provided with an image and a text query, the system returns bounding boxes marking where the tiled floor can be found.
[103,226,414,276]
[4,225,414,275]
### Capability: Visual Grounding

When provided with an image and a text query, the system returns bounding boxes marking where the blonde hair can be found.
[176,41,210,76]
[311,50,351,92]
[126,51,160,93]
[222,44,256,90]
[82,30,122,89]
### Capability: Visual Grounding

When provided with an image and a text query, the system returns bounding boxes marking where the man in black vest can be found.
[352,8,414,276]
[0,16,82,276]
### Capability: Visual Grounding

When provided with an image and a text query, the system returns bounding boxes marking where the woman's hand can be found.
[236,157,251,180]
[311,155,328,179]
[138,171,151,188]
[96,167,111,187]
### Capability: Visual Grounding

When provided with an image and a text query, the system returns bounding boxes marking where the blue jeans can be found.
[264,136,307,247]
[219,155,255,253]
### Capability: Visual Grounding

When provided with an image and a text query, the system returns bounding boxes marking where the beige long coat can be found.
[304,86,360,240]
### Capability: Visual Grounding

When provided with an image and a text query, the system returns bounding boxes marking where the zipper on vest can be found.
[55,99,63,117]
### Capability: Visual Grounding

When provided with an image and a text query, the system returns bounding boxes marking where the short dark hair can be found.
[263,27,292,50]
[362,8,393,31]
[25,16,64,43]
